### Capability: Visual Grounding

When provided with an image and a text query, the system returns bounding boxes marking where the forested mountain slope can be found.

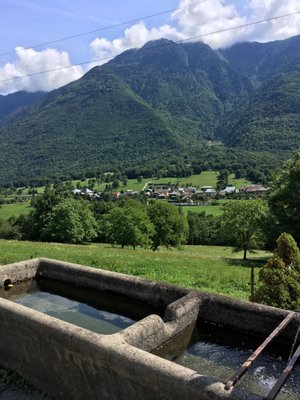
[0,91,45,120]
[0,70,184,183]
[0,36,299,184]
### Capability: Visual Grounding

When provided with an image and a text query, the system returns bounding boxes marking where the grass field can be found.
[75,171,251,192]
[0,240,271,301]
[0,171,251,220]
[0,202,32,220]
[180,205,223,216]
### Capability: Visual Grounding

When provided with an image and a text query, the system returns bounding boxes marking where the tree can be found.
[0,217,21,240]
[41,198,97,244]
[269,150,300,244]
[221,200,268,260]
[148,201,188,251]
[104,202,154,249]
[217,169,230,190]
[254,233,300,310]
[26,183,71,240]
[187,212,222,246]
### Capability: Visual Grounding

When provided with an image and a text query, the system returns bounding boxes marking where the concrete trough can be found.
[0,258,299,400]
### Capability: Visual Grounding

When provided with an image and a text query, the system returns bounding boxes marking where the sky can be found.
[0,0,300,94]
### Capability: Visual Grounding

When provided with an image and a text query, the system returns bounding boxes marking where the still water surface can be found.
[0,278,155,399]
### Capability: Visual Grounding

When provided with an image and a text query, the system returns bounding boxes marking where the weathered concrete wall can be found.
[0,257,298,400]
[0,259,39,287]
[36,258,189,308]
[195,291,299,343]
[35,257,299,341]
[0,296,262,400]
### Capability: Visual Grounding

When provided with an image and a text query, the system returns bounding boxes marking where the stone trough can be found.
[0,258,299,400]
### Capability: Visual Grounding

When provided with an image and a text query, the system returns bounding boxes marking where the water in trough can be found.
[172,321,300,400]
[0,278,160,399]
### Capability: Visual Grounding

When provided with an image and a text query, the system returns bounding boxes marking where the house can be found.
[224,186,237,194]
[240,185,269,195]
[81,188,94,196]
[201,186,213,191]
[204,188,217,197]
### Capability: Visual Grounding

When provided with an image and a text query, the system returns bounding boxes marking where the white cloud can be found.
[172,0,247,48]
[0,47,84,95]
[171,0,300,48]
[247,0,300,42]
[89,21,185,68]
[2,1,300,94]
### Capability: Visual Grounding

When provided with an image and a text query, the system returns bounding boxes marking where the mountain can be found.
[217,63,300,151]
[0,36,300,184]
[0,91,45,120]
[217,35,300,151]
[105,39,253,139]
[219,35,300,84]
[0,69,187,183]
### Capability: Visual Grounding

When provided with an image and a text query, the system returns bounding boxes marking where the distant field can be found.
[0,202,32,220]
[74,171,251,192]
[0,171,251,220]
[180,204,223,216]
[0,240,271,300]
[146,171,219,188]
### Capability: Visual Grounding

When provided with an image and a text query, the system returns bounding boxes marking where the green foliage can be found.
[218,64,300,152]
[275,232,300,267]
[221,200,268,259]
[0,239,271,300]
[103,202,154,249]
[2,36,299,185]
[0,91,45,120]
[187,212,222,245]
[22,184,71,240]
[255,233,300,310]
[148,201,188,251]
[0,217,21,240]
[269,149,300,244]
[41,198,97,244]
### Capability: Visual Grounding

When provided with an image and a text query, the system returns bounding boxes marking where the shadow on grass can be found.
[224,257,269,268]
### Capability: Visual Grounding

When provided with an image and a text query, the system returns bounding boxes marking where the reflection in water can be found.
[174,324,300,400]
[0,277,156,400]
[0,380,50,400]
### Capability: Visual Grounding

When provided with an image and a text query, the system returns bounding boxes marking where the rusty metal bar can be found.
[224,312,296,391]
[266,344,300,400]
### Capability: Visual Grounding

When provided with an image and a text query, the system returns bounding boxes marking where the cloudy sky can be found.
[0,0,299,94]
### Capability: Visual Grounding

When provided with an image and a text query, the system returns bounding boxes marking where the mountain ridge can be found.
[0,35,300,184]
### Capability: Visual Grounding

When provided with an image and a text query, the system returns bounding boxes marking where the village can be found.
[72,182,270,204]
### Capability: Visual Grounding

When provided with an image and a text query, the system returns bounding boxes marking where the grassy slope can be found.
[0,240,271,301]
[180,205,223,216]
[80,171,251,192]
[0,202,32,220]
[0,172,251,220]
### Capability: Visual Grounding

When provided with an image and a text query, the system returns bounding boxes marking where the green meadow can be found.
[75,171,251,192]
[0,171,250,220]
[0,240,271,301]
[180,204,223,216]
[0,202,32,220]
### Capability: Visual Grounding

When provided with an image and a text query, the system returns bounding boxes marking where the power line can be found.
[0,10,299,85]
[0,0,204,58]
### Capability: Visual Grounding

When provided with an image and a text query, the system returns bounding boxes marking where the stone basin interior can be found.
[159,321,300,400]
[0,258,299,400]
[0,277,165,335]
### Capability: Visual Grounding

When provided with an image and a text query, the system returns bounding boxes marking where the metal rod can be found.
[224,312,296,391]
[266,344,300,400]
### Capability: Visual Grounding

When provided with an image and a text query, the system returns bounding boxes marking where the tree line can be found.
[1,149,300,309]
[1,148,300,255]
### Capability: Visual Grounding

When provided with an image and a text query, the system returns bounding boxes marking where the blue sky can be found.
[0,0,299,94]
